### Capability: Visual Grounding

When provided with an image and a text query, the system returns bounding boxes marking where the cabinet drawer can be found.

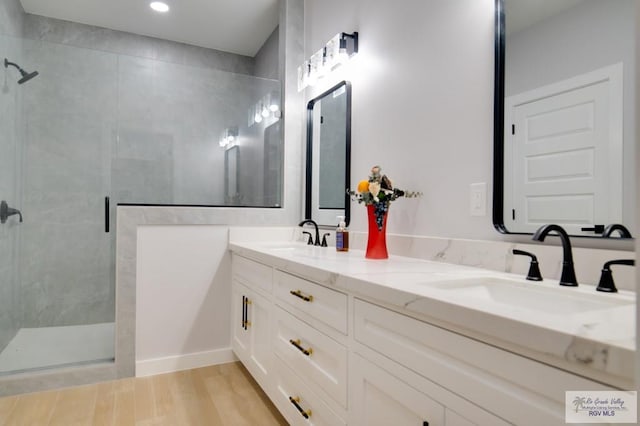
[273,357,346,426]
[274,270,347,334]
[232,255,272,294]
[274,306,347,408]
[354,299,611,425]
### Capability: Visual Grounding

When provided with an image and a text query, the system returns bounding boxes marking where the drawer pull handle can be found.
[242,297,252,330]
[289,339,313,356]
[290,289,313,302]
[241,295,246,330]
[289,396,312,419]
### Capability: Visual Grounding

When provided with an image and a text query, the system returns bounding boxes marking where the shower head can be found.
[4,58,39,85]
[18,70,39,84]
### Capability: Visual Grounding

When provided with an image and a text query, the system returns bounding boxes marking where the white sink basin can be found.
[432,277,634,314]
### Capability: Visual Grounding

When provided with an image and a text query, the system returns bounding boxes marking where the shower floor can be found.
[0,322,114,374]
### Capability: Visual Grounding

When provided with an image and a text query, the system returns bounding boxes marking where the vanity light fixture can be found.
[150,2,170,12]
[298,32,358,91]
[219,126,238,149]
[248,92,281,127]
[254,106,263,124]
[261,103,271,118]
[268,91,280,112]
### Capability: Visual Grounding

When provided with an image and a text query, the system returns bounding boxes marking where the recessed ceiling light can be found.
[150,2,170,13]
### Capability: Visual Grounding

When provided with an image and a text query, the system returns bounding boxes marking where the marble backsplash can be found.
[231,227,637,292]
[354,232,636,292]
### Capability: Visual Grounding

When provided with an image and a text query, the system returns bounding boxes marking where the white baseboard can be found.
[136,348,237,377]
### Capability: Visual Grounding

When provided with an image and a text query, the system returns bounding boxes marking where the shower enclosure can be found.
[0,32,281,380]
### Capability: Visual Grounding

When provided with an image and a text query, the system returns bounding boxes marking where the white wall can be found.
[135,225,234,376]
[304,0,496,240]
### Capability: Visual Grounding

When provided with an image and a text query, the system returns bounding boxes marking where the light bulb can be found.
[261,106,270,118]
[254,113,263,123]
[269,104,279,112]
[337,49,349,64]
[227,135,235,143]
[150,2,170,13]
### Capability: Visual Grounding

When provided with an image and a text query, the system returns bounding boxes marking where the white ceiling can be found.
[20,0,279,57]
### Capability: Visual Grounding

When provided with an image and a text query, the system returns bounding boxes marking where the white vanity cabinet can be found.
[231,254,347,424]
[353,299,615,425]
[230,251,623,426]
[272,270,349,423]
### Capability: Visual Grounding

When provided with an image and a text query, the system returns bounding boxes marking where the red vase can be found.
[366,204,389,259]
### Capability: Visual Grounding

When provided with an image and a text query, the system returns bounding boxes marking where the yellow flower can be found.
[357,180,369,193]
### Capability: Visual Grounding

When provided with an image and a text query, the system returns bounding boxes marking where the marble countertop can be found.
[229,241,636,388]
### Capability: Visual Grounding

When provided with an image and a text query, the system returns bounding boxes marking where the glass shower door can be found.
[0,33,23,372]
[0,38,117,375]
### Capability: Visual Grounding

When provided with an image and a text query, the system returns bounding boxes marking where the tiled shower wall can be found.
[3,8,280,328]
[0,0,22,38]
[0,0,24,351]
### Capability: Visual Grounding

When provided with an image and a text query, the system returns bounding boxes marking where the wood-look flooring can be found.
[0,362,287,426]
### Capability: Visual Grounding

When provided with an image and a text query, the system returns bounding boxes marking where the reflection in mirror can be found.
[225,146,239,204]
[305,81,351,226]
[493,0,636,238]
[264,121,283,207]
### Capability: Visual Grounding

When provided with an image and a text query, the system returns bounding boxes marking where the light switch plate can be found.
[470,182,486,216]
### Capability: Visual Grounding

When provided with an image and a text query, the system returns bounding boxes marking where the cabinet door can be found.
[351,354,445,426]
[231,281,250,362]
[247,288,271,384]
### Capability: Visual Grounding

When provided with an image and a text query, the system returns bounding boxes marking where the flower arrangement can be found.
[348,165,421,230]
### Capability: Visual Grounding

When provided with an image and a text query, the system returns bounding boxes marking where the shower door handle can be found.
[105,196,110,233]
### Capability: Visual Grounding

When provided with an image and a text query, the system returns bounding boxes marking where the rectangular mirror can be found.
[493,0,636,238]
[305,81,352,226]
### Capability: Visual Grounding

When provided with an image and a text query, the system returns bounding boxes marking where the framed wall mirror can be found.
[305,81,352,226]
[493,0,636,238]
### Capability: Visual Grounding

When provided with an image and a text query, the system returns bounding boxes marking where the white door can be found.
[248,288,272,384]
[504,64,622,235]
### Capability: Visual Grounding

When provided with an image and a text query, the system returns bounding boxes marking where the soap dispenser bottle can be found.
[336,216,349,252]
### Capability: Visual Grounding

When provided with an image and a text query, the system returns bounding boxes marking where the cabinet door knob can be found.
[290,289,313,302]
[289,396,312,419]
[289,339,313,356]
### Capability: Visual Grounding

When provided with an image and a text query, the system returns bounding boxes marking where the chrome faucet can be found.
[298,219,322,246]
[532,224,578,286]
